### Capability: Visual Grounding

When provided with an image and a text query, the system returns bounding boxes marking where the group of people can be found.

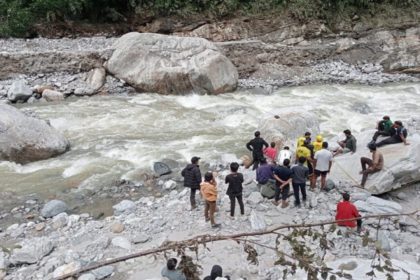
[173,115,410,279]
[182,157,245,228]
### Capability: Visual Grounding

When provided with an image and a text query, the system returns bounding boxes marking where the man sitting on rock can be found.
[371,115,394,143]
[336,193,362,233]
[256,158,276,199]
[376,120,409,147]
[359,143,384,188]
[161,258,186,280]
[335,129,357,156]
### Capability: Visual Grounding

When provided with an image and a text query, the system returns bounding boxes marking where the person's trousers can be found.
[190,187,199,208]
[357,217,362,232]
[275,184,290,202]
[229,194,244,216]
[376,136,402,147]
[360,157,380,186]
[372,130,390,141]
[292,182,307,205]
[252,153,264,170]
[204,200,216,225]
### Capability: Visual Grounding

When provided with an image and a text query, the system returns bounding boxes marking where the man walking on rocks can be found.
[359,143,384,188]
[312,142,333,190]
[246,131,269,170]
[201,172,220,228]
[181,156,202,210]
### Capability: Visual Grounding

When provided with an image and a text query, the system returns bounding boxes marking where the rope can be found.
[332,159,365,189]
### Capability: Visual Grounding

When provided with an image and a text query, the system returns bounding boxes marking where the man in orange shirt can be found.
[201,172,220,228]
[335,193,362,233]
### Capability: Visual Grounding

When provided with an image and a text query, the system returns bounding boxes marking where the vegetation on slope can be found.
[0,0,419,37]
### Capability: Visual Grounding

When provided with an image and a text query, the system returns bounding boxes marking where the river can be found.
[2,83,420,199]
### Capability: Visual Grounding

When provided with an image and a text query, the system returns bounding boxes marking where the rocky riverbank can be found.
[1,158,420,280]
[1,19,420,102]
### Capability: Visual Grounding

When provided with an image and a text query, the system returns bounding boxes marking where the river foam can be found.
[3,83,420,197]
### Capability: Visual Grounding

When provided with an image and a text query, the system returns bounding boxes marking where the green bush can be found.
[0,0,419,37]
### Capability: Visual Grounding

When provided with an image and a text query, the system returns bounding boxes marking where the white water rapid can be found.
[2,83,420,198]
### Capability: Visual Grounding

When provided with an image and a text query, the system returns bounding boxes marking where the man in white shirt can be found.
[277,146,292,166]
[312,142,333,190]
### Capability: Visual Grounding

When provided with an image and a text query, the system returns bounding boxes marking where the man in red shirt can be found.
[335,193,362,233]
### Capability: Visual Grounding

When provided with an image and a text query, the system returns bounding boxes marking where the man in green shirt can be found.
[372,115,394,142]
[335,129,357,156]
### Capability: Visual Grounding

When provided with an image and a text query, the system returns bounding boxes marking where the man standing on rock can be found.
[312,142,333,190]
[272,159,293,208]
[181,156,202,210]
[291,156,309,207]
[200,172,220,228]
[246,131,269,170]
[359,143,384,188]
[225,162,245,218]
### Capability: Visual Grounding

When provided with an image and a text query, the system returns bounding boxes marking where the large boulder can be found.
[10,237,54,265]
[259,111,320,148]
[330,130,420,194]
[105,32,238,95]
[7,80,32,102]
[0,104,70,164]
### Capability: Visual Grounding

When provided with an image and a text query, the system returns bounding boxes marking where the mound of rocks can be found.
[0,103,70,164]
[258,111,320,148]
[105,32,238,95]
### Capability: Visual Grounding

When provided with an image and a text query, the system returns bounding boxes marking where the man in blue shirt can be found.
[256,158,275,198]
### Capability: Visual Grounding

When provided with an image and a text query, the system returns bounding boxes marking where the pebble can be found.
[35,222,46,231]
[111,222,125,233]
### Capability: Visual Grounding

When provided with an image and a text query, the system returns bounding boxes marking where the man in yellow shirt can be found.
[312,135,323,153]
[296,141,314,176]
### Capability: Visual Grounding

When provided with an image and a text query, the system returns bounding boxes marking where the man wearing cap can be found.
[359,143,384,188]
[181,156,202,210]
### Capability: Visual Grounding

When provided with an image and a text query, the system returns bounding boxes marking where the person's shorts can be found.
[307,162,314,175]
[314,169,328,177]
[343,148,351,154]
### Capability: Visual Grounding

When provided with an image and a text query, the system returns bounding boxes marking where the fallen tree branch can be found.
[55,209,419,280]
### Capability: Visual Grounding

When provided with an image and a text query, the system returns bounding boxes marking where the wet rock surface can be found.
[0,103,70,164]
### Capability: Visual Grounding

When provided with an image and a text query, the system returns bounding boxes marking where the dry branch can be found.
[55,209,419,280]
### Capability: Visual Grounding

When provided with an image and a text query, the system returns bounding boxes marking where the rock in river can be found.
[0,103,70,164]
[7,80,32,102]
[105,32,238,95]
[41,200,68,218]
